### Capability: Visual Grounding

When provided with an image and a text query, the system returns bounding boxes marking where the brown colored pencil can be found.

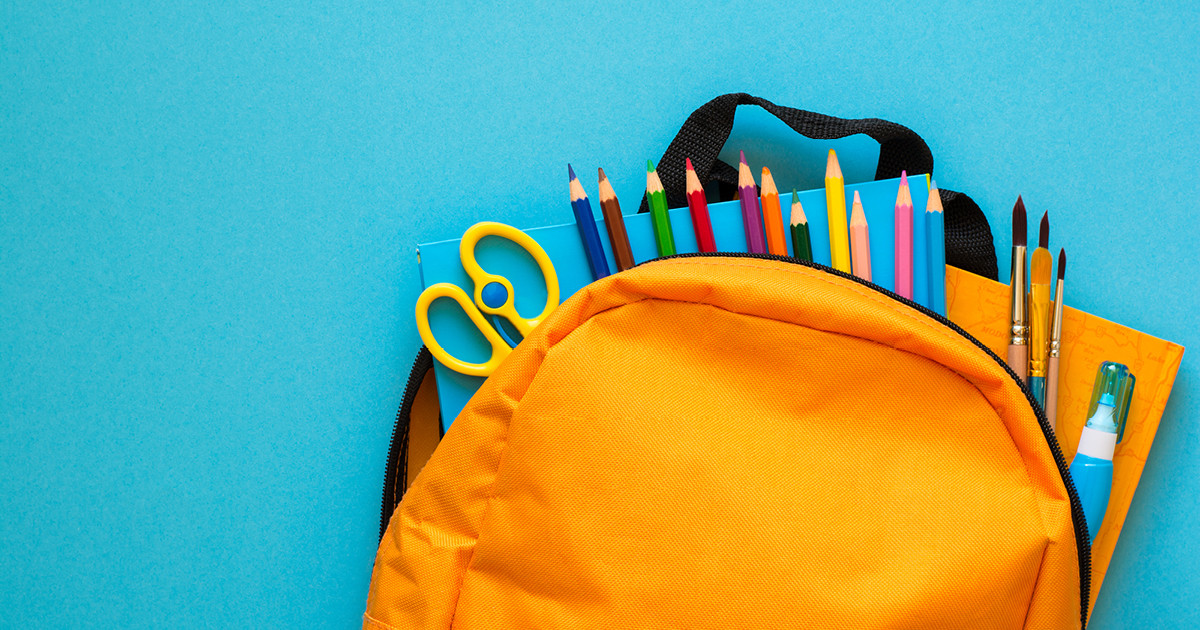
[597,168,635,271]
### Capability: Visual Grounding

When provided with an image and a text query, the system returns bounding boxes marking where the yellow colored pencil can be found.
[825,150,850,272]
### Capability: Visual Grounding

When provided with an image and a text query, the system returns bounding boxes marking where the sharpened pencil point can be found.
[597,167,607,182]
[739,150,747,165]
[900,170,908,187]
[1058,248,1066,280]
[685,157,693,171]
[1039,212,1050,249]
[647,159,655,172]
[826,149,843,179]
[1013,196,1027,247]
[568,164,576,180]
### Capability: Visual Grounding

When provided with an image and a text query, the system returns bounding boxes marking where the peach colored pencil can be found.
[850,190,871,281]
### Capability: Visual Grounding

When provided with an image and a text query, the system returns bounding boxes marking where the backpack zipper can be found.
[380,253,1091,628]
[650,251,1091,629]
[379,346,437,542]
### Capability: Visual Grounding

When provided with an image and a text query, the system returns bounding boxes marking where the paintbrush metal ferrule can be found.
[1009,245,1028,346]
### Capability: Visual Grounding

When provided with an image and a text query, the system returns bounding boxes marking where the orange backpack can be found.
[365,254,1088,629]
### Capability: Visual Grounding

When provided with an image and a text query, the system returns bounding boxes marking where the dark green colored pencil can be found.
[790,190,813,262]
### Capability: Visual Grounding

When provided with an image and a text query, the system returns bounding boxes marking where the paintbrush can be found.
[1007,197,1029,382]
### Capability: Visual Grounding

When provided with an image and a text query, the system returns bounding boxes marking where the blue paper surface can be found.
[420,176,930,425]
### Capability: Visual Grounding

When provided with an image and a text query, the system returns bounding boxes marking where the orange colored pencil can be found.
[849,190,872,281]
[759,168,787,256]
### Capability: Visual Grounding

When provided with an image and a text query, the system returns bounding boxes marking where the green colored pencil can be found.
[646,160,675,256]
[790,189,813,262]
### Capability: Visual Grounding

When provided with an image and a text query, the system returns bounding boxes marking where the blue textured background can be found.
[2,1,1196,627]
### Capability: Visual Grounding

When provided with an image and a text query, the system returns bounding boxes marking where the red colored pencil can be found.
[684,158,717,252]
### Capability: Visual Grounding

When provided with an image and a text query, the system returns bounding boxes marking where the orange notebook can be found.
[947,266,1184,619]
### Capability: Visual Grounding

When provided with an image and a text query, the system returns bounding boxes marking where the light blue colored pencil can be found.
[927,181,946,316]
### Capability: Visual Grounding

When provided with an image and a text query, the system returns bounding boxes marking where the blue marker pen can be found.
[1068,362,1135,543]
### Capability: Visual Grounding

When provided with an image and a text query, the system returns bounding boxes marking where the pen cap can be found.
[1086,361,1136,442]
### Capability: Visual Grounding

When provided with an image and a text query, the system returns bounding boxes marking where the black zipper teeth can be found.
[379,346,434,542]
[645,251,1091,628]
[381,252,1091,627]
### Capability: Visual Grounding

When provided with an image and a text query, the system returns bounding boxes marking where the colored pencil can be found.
[849,190,871,281]
[894,171,914,299]
[759,167,787,256]
[1028,212,1052,407]
[790,189,813,262]
[684,158,717,253]
[825,150,851,272]
[737,151,765,254]
[568,164,610,280]
[1046,248,1066,433]
[1007,196,1029,383]
[597,167,635,271]
[926,180,946,315]
[645,159,676,256]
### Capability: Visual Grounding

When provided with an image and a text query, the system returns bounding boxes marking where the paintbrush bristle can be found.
[1013,196,1027,247]
[1039,212,1049,249]
[1058,248,1066,281]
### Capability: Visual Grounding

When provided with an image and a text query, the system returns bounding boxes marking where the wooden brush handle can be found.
[1046,356,1061,434]
[1007,344,1028,383]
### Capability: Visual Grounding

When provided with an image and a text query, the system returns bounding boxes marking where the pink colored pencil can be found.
[894,171,913,299]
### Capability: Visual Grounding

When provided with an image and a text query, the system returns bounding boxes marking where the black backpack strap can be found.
[639,93,998,280]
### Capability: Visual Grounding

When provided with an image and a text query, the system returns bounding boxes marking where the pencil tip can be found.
[1039,212,1050,249]
[930,179,937,191]
[826,149,842,177]
[853,190,862,203]
[685,157,693,171]
[792,188,798,202]
[1058,249,1066,280]
[739,150,747,165]
[762,166,771,176]
[597,167,607,181]
[900,170,908,186]
[568,163,575,180]
[647,159,655,172]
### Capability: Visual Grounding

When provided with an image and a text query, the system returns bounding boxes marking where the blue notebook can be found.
[417,174,931,427]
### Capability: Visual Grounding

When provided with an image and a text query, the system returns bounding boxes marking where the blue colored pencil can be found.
[568,164,611,280]
[927,181,946,315]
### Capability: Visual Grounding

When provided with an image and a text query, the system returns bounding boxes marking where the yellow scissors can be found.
[415,222,559,377]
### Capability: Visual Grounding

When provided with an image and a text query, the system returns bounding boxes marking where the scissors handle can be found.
[459,222,560,337]
[415,283,511,377]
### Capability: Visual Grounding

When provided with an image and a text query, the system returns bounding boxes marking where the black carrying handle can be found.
[640,93,998,281]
